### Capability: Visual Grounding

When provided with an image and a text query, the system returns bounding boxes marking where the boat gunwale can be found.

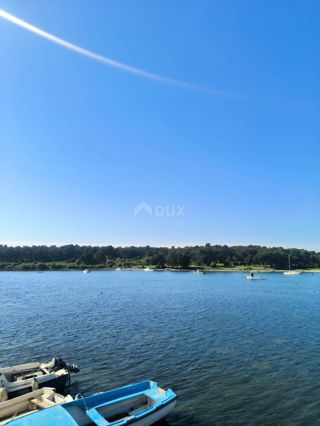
[86,393,177,426]
[88,386,175,412]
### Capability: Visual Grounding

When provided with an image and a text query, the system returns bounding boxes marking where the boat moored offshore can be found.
[283,254,301,276]
[193,269,206,275]
[6,380,177,425]
[283,270,301,276]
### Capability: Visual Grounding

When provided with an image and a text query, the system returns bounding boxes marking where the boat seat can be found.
[108,415,132,425]
[86,408,111,425]
[93,390,146,412]
[64,406,97,426]
[3,374,15,382]
[30,398,55,409]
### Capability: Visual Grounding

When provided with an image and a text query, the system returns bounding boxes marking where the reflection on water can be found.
[1,271,320,425]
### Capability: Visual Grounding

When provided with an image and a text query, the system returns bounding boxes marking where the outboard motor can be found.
[67,362,80,373]
[51,357,80,373]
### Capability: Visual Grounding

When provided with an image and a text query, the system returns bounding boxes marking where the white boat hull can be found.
[0,370,68,397]
[0,358,78,398]
[283,271,301,276]
[132,400,176,425]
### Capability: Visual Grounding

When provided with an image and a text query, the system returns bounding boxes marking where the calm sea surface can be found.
[1,271,320,425]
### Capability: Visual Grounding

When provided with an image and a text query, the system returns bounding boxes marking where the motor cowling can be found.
[51,357,80,373]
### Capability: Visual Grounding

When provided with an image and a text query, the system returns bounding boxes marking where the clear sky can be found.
[0,0,319,249]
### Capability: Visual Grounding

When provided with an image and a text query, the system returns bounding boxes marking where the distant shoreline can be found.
[1,244,319,272]
[1,267,319,273]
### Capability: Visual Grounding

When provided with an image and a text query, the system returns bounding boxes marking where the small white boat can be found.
[0,387,73,425]
[283,270,301,276]
[143,267,154,272]
[83,269,90,274]
[115,267,122,271]
[283,254,301,276]
[0,358,79,399]
[193,269,206,275]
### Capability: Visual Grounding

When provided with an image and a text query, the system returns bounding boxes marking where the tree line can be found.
[0,244,319,270]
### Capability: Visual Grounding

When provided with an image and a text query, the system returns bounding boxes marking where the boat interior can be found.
[1,369,47,383]
[65,392,161,425]
[0,388,71,425]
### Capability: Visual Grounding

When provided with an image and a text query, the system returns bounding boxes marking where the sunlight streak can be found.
[0,8,243,97]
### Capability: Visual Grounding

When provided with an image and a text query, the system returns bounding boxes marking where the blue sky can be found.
[0,0,319,249]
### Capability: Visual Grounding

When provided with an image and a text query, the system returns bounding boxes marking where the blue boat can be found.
[7,380,177,425]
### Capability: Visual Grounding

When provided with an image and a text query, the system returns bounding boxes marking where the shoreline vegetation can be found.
[0,244,320,272]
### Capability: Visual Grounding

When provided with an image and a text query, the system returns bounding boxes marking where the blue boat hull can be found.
[7,380,177,425]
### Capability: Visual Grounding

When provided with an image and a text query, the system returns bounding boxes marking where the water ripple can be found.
[1,271,319,425]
